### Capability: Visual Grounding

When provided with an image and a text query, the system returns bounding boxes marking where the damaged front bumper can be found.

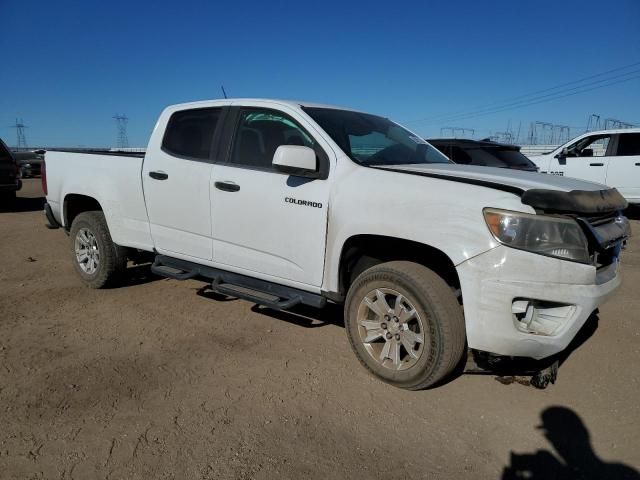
[457,244,621,360]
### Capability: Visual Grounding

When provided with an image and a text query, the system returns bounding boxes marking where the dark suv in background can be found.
[0,138,21,202]
[427,138,538,172]
[13,150,44,177]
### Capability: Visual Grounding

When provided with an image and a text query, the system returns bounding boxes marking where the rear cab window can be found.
[162,108,222,160]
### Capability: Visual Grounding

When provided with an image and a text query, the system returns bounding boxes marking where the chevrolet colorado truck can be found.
[43,99,631,389]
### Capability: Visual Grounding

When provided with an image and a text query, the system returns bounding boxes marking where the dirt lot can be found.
[1,179,639,479]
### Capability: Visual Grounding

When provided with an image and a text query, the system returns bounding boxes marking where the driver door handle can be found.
[589,163,604,167]
[149,170,169,180]
[215,181,240,192]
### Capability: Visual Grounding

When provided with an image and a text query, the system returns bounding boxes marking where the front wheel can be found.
[69,211,127,288]
[344,261,466,390]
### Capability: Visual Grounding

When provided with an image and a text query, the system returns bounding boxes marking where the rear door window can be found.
[615,133,640,156]
[162,108,222,160]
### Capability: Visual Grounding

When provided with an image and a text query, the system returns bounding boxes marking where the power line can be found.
[413,71,640,126]
[405,60,640,125]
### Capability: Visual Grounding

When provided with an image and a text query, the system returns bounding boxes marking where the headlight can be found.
[483,208,590,264]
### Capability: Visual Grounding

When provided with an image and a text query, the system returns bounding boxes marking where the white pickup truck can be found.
[528,128,640,204]
[43,99,631,389]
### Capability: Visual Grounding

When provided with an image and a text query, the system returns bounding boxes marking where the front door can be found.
[142,107,223,260]
[211,107,331,287]
[552,133,613,184]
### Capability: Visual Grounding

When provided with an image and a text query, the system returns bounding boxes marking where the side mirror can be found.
[581,148,594,157]
[555,147,569,165]
[272,145,318,178]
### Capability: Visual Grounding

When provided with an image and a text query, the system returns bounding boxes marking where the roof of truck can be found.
[166,98,368,113]
[574,128,640,136]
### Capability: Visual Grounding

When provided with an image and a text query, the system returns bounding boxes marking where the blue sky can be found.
[1,0,639,147]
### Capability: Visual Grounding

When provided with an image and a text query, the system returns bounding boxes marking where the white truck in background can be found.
[528,129,640,204]
[43,99,631,389]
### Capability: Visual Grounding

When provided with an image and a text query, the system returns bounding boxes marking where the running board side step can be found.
[151,261,198,280]
[211,278,303,310]
[152,255,326,311]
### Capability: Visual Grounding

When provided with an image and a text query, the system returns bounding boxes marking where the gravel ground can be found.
[1,180,639,479]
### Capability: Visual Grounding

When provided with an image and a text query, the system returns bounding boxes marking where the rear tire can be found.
[344,261,465,390]
[69,211,127,288]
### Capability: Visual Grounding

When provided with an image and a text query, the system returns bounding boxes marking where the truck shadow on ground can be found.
[502,406,640,479]
[0,195,45,213]
[470,311,600,386]
[102,263,164,289]
[196,292,605,387]
[625,205,640,221]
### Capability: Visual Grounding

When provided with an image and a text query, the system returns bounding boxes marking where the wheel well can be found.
[338,235,460,295]
[64,194,102,229]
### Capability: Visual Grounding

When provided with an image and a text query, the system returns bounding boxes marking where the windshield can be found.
[303,107,450,166]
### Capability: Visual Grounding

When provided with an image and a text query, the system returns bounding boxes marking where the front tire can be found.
[344,261,466,390]
[69,211,127,288]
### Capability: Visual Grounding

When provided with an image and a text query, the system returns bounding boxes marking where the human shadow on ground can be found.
[502,406,639,479]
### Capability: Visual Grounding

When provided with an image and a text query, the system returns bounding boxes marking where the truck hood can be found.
[381,163,603,192]
[375,163,627,215]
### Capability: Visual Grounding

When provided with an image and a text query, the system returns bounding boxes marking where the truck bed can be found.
[45,151,154,251]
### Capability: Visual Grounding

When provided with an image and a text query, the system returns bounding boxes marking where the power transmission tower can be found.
[12,119,28,149]
[603,117,634,129]
[440,127,475,138]
[586,114,600,132]
[113,114,129,148]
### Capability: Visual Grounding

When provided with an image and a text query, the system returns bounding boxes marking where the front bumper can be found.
[457,245,621,359]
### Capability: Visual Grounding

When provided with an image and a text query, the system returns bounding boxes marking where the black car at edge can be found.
[0,138,21,202]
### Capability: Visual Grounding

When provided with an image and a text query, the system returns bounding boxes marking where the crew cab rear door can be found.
[142,107,225,260]
[210,105,332,287]
[605,132,640,202]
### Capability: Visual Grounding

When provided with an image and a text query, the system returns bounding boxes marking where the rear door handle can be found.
[589,163,604,167]
[635,163,640,166]
[215,181,240,192]
[149,170,168,180]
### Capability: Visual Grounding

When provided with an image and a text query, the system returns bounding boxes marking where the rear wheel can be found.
[69,211,127,288]
[344,261,465,390]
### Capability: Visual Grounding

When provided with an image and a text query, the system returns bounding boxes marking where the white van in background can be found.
[528,129,640,204]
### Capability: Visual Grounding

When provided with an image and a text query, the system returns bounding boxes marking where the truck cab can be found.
[528,129,640,204]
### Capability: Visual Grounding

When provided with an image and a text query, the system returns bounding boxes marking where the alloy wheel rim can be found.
[75,228,100,275]
[356,288,426,371]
